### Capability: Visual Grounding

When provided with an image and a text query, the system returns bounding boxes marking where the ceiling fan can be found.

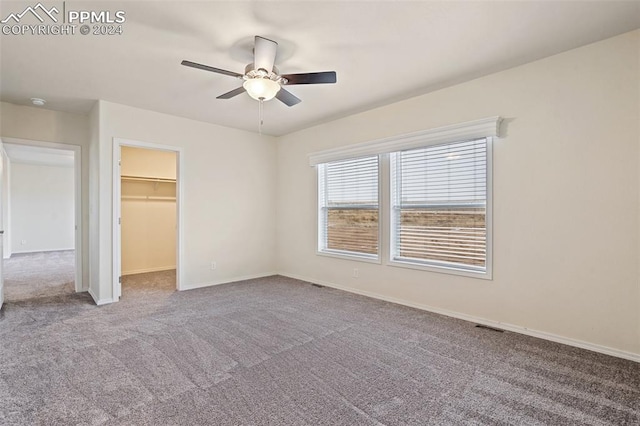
[181,36,337,107]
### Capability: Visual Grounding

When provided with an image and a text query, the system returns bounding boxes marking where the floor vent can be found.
[311,283,325,288]
[475,324,504,333]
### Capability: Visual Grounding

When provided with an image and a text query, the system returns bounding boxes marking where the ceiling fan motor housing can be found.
[243,64,288,84]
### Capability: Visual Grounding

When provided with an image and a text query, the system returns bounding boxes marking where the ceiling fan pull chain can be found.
[258,98,264,135]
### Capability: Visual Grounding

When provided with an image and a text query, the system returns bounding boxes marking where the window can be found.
[311,117,499,278]
[318,155,379,259]
[390,138,489,274]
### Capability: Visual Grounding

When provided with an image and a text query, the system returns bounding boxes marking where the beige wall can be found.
[0,103,89,144]
[121,146,177,180]
[92,100,277,303]
[0,102,90,290]
[10,162,75,253]
[121,147,177,275]
[276,31,640,357]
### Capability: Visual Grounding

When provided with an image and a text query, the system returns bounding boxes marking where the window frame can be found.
[310,117,499,278]
[388,138,493,279]
[316,155,382,263]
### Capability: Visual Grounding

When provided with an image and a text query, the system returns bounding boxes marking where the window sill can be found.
[317,250,381,264]
[388,259,492,280]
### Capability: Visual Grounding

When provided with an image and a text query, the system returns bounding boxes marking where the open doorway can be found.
[113,139,181,300]
[2,140,82,301]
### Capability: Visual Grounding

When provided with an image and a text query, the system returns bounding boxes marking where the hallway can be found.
[3,250,75,301]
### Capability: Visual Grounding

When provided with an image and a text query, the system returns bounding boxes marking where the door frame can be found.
[112,138,183,299]
[0,137,83,292]
[0,140,6,308]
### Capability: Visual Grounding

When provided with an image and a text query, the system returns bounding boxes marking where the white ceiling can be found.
[1,1,638,136]
[4,143,75,167]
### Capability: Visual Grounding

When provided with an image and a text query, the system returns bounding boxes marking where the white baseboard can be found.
[279,272,640,363]
[88,287,113,306]
[180,272,278,291]
[122,266,176,276]
[12,248,74,255]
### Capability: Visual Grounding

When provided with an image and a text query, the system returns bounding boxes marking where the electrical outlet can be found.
[21,239,27,245]
[210,261,217,270]
[352,268,359,278]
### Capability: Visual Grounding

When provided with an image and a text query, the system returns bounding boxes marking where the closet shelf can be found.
[122,195,176,201]
[121,175,176,183]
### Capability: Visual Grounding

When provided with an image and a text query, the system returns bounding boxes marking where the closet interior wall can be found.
[120,146,176,276]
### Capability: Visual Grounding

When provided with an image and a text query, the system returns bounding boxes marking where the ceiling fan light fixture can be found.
[243,78,280,101]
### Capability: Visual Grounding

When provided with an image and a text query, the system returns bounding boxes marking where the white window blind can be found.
[391,138,489,272]
[318,155,379,258]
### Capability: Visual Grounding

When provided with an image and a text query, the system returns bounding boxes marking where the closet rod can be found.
[121,175,176,183]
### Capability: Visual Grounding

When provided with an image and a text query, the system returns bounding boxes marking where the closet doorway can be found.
[113,139,182,300]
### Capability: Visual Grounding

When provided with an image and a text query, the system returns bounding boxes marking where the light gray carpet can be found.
[0,273,638,425]
[3,250,76,301]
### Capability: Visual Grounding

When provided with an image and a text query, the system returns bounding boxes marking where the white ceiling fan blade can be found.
[254,36,277,73]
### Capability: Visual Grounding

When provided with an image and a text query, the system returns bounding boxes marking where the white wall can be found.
[88,102,101,299]
[0,102,89,289]
[276,31,640,358]
[121,147,177,275]
[10,162,75,253]
[2,151,10,258]
[91,100,277,303]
